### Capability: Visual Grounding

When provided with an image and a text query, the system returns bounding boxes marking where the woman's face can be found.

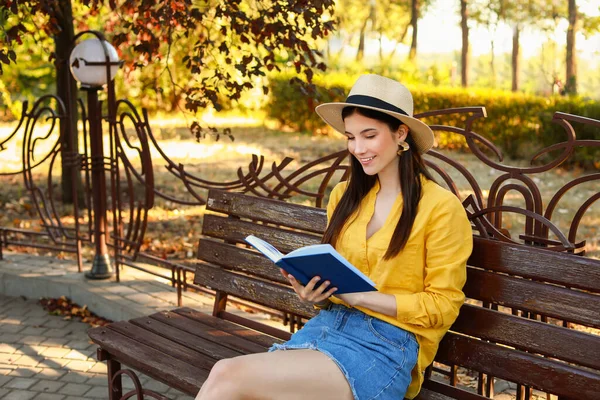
[343,112,407,177]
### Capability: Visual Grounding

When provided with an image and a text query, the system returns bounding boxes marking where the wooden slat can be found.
[452,304,600,370]
[147,310,267,354]
[88,326,206,395]
[206,189,327,233]
[202,214,321,253]
[435,332,600,400]
[107,320,226,367]
[194,264,316,319]
[173,307,285,348]
[469,237,600,292]
[197,239,287,282]
[418,380,490,400]
[464,267,600,328]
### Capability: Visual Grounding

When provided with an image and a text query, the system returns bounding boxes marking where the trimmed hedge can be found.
[265,73,599,168]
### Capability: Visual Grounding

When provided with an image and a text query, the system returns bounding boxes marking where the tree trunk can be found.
[565,0,577,94]
[460,0,469,87]
[490,39,496,88]
[53,0,82,205]
[408,0,419,61]
[511,24,520,92]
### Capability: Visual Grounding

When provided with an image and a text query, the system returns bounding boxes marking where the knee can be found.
[197,358,245,399]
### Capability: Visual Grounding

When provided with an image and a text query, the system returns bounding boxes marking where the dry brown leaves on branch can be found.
[38,296,112,328]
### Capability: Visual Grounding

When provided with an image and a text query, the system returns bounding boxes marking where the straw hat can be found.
[315,74,434,154]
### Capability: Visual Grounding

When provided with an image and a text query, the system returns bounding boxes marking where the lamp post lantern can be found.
[69,32,121,279]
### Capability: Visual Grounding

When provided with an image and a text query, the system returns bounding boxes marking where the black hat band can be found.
[345,95,409,117]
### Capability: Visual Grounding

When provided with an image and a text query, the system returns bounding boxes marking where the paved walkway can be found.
[0,251,280,399]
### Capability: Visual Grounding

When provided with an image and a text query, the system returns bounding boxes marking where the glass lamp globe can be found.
[69,38,120,87]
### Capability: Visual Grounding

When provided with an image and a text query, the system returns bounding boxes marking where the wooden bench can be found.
[88,189,600,400]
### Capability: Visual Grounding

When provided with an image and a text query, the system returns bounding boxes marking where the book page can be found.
[245,235,284,263]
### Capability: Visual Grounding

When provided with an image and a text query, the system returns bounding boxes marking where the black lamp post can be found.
[69,31,121,279]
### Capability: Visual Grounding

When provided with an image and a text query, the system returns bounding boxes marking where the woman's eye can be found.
[346,137,355,141]
[366,135,376,139]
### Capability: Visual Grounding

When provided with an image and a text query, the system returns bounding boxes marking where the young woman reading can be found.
[196,74,473,400]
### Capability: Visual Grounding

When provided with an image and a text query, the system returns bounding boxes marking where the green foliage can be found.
[266,72,600,168]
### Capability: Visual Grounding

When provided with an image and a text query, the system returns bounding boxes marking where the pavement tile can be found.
[63,360,95,372]
[0,324,25,334]
[87,362,107,374]
[0,333,22,343]
[2,390,38,400]
[20,327,49,336]
[32,393,66,400]
[4,376,39,389]
[81,386,109,398]
[64,340,93,350]
[30,379,66,393]
[35,358,71,369]
[0,374,14,385]
[18,345,48,356]
[39,338,70,347]
[0,388,8,397]
[83,374,108,386]
[0,353,21,364]
[39,347,71,358]
[57,382,91,396]
[22,317,51,327]
[59,371,89,384]
[35,368,67,380]
[7,367,42,377]
[63,349,88,361]
[0,344,21,354]
[42,329,71,339]
[18,336,47,345]
[11,355,44,367]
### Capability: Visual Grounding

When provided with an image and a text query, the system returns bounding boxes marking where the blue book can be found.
[245,235,377,294]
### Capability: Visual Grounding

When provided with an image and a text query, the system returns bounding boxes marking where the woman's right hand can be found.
[280,268,338,306]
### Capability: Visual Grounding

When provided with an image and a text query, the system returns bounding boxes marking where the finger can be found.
[287,275,305,297]
[279,268,290,279]
[312,280,331,297]
[304,275,322,293]
[317,286,337,302]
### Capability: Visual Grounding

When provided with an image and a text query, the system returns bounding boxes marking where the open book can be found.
[245,235,377,294]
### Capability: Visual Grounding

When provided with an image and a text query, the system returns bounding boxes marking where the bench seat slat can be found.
[464,267,600,328]
[470,237,600,293]
[453,304,600,370]
[198,239,287,283]
[194,264,317,319]
[173,308,286,348]
[436,332,600,400]
[147,310,268,354]
[108,320,226,368]
[202,214,321,254]
[418,380,490,400]
[206,189,327,233]
[88,325,207,395]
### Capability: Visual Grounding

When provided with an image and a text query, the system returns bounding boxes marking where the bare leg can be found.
[196,349,354,400]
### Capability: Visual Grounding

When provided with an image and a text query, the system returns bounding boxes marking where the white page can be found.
[245,235,283,263]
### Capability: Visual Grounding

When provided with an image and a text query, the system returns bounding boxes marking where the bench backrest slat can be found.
[198,239,287,283]
[453,304,600,371]
[464,267,600,328]
[469,237,600,293]
[436,333,600,400]
[202,214,321,254]
[206,190,327,233]
[194,262,316,319]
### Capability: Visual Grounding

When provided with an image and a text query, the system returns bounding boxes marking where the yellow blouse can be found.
[326,178,473,399]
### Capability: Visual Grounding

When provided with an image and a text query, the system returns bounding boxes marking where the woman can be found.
[196,74,473,400]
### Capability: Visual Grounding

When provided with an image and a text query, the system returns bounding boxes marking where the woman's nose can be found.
[352,138,366,154]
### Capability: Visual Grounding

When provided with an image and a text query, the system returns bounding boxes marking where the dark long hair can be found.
[321,106,434,259]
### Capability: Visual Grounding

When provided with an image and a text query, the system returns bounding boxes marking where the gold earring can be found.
[397,141,410,155]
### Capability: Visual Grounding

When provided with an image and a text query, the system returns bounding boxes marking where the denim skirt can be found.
[269,304,419,400]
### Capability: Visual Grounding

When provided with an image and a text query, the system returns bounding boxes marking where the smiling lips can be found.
[360,156,376,165]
